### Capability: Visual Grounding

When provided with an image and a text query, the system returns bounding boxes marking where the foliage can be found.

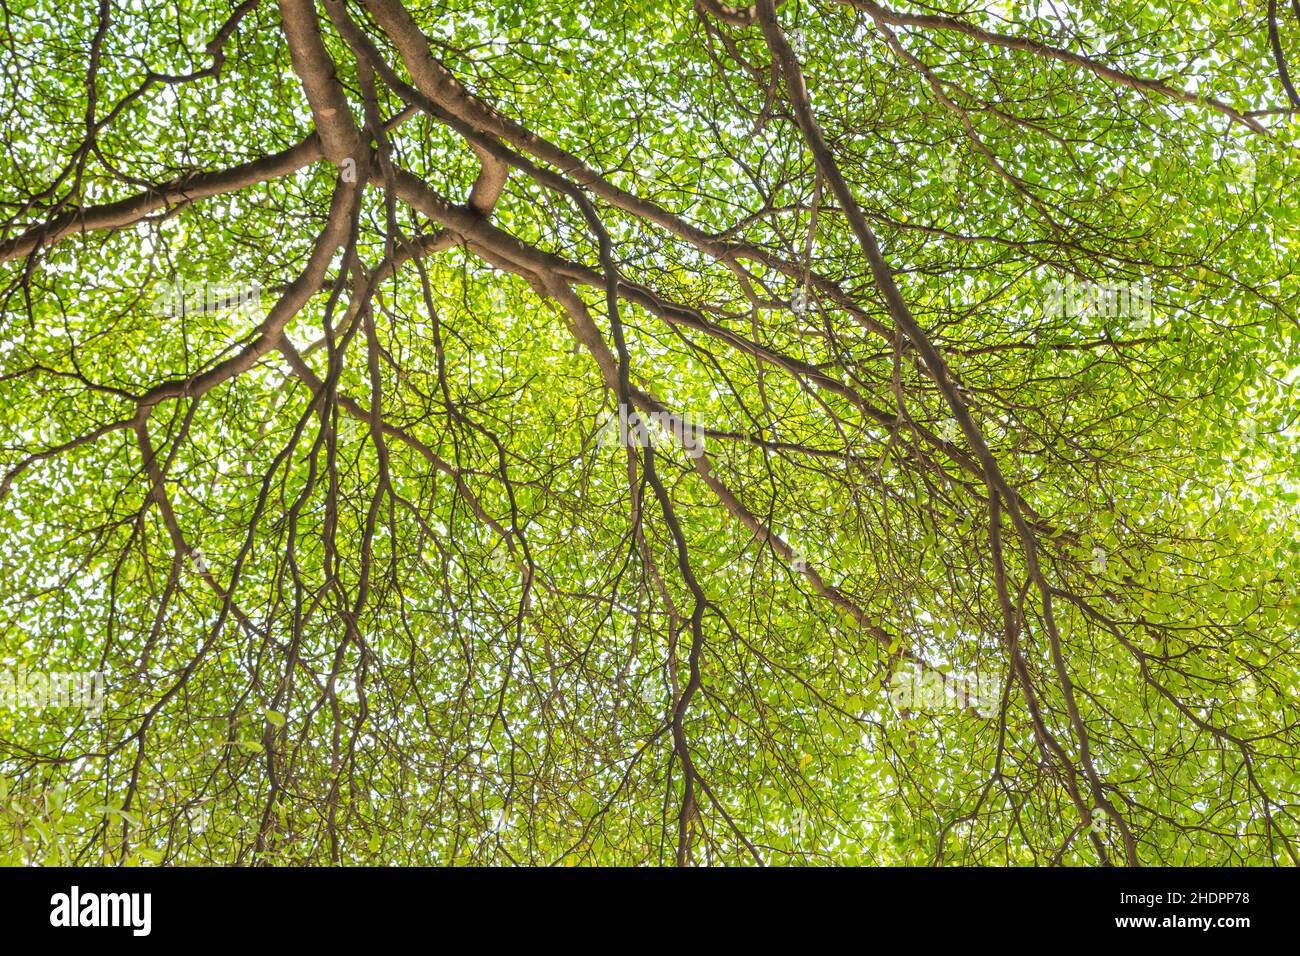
[0,0,1297,865]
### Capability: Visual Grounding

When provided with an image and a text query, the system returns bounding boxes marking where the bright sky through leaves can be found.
[0,0,1298,866]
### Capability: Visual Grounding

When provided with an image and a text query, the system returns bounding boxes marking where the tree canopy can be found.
[0,0,1298,866]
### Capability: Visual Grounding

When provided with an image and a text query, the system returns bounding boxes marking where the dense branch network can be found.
[0,0,1297,865]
